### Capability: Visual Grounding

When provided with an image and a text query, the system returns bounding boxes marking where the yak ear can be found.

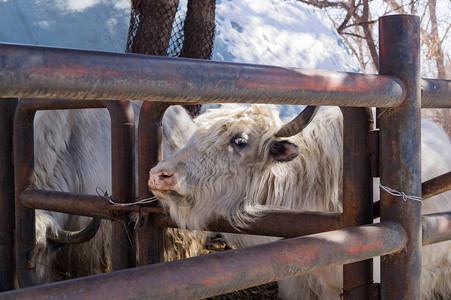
[269,140,300,162]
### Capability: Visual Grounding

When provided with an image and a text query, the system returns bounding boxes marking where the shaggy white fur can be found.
[32,103,202,283]
[149,104,451,300]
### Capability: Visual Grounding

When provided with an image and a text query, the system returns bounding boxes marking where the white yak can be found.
[32,103,204,283]
[148,104,451,299]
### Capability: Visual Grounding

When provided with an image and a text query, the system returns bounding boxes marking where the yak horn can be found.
[47,217,102,245]
[275,106,319,137]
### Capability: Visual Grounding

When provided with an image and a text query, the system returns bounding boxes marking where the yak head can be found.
[148,104,318,229]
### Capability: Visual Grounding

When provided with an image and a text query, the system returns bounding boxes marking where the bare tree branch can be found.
[300,0,448,78]
[385,0,408,14]
[341,32,367,39]
[355,0,379,70]
[340,19,378,30]
[337,1,357,34]
[440,24,451,45]
[297,0,351,10]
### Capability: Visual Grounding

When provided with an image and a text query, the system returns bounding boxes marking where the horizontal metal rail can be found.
[373,171,451,218]
[153,210,344,238]
[0,43,406,107]
[421,171,451,199]
[19,189,163,217]
[422,212,451,245]
[20,189,343,237]
[421,78,451,108]
[1,44,449,108]
[0,221,407,300]
[20,188,451,244]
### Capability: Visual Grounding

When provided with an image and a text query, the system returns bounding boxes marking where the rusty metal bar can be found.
[369,130,379,178]
[377,15,422,299]
[20,187,451,246]
[153,210,343,237]
[373,171,451,219]
[0,98,17,292]
[341,107,374,300]
[19,189,163,217]
[14,100,45,288]
[422,212,451,246]
[20,189,117,218]
[0,43,406,107]
[0,222,407,300]
[136,102,169,265]
[20,188,343,237]
[103,101,136,271]
[421,171,451,199]
[421,78,451,108]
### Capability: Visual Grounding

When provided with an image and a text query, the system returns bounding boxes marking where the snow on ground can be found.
[212,0,359,72]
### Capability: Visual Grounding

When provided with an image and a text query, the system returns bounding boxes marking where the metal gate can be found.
[0,14,450,299]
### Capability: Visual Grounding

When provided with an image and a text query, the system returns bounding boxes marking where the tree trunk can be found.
[428,0,447,78]
[180,0,217,117]
[180,0,216,60]
[127,0,180,55]
[360,0,379,70]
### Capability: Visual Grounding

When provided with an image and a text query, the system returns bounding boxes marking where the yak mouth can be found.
[150,188,185,204]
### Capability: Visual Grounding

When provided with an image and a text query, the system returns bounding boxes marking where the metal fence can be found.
[0,14,450,299]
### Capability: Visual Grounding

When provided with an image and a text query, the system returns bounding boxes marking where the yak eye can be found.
[230,133,249,148]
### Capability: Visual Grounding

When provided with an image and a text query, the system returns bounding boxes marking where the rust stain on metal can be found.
[346,240,383,256]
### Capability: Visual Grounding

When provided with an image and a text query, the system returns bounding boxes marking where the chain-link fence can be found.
[126,0,215,116]
[126,0,215,59]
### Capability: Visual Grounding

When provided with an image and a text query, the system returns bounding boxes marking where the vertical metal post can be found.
[0,98,18,291]
[13,100,38,287]
[378,15,422,299]
[341,107,375,299]
[104,101,136,270]
[136,102,169,265]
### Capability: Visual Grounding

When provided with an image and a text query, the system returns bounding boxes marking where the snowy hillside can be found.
[212,0,359,72]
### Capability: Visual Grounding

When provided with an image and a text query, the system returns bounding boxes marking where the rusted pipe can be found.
[0,98,17,292]
[19,189,162,217]
[103,101,136,271]
[421,171,451,199]
[0,43,406,107]
[422,212,451,246]
[377,15,422,299]
[373,171,451,219]
[136,102,169,266]
[421,78,451,108]
[20,189,115,218]
[20,188,343,237]
[14,100,45,288]
[153,210,343,237]
[21,187,451,246]
[0,222,407,300]
[47,218,102,245]
[341,107,374,300]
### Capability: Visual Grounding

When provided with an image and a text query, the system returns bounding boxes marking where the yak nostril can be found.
[159,173,173,181]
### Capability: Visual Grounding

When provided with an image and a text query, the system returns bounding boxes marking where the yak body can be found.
[149,104,451,299]
[33,103,202,283]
